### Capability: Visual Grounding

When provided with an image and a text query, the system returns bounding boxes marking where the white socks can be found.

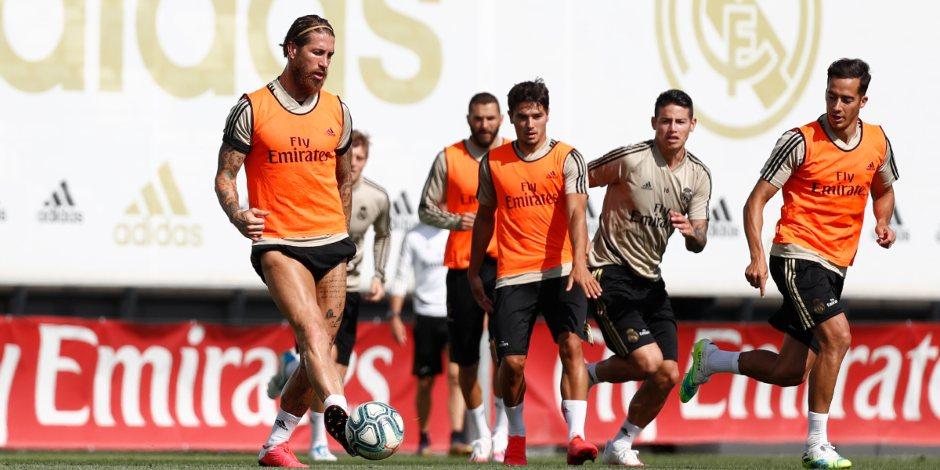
[323,394,348,413]
[705,348,740,374]
[506,403,526,437]
[613,420,643,449]
[493,398,509,436]
[265,409,302,448]
[310,412,327,447]
[469,405,491,441]
[807,411,828,448]
[586,362,600,386]
[562,400,587,440]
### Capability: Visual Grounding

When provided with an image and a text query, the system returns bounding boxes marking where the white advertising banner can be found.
[0,0,937,298]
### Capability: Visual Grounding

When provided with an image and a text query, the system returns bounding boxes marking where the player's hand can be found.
[458,212,476,231]
[567,262,602,299]
[745,257,769,297]
[364,278,385,302]
[232,208,269,241]
[669,210,694,238]
[468,272,493,313]
[389,314,407,346]
[875,223,896,249]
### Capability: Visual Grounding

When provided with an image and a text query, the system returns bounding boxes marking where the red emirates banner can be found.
[1,315,939,450]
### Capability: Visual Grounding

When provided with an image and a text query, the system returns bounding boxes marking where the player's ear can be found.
[287,41,297,60]
[859,95,868,109]
[690,117,697,132]
[650,115,656,130]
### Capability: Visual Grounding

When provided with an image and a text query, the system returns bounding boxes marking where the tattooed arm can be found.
[335,148,353,229]
[673,215,708,253]
[214,142,267,240]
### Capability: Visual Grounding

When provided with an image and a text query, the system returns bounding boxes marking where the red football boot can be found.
[566,436,598,465]
[258,442,308,468]
[503,435,527,466]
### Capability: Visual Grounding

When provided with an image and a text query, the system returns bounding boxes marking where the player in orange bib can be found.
[469,79,602,466]
[214,15,360,467]
[680,59,899,469]
[418,92,510,462]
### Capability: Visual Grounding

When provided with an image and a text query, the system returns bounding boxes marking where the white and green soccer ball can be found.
[345,401,405,460]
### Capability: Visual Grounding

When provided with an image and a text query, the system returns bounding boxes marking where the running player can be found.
[418,92,510,462]
[214,15,359,467]
[585,89,711,467]
[680,58,899,469]
[265,130,391,461]
[386,222,465,456]
[469,79,601,466]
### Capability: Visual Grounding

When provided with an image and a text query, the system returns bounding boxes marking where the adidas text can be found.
[114,217,203,247]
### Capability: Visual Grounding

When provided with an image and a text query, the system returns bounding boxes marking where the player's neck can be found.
[832,118,860,144]
[515,135,547,156]
[656,142,687,170]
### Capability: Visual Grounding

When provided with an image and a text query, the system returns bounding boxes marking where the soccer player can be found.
[680,58,899,469]
[265,130,391,461]
[418,92,511,462]
[214,15,359,467]
[584,89,711,467]
[386,222,465,456]
[469,79,601,466]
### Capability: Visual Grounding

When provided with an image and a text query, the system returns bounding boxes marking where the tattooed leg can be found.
[260,251,345,415]
[310,263,349,413]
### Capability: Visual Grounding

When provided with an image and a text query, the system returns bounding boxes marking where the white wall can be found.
[0,0,936,298]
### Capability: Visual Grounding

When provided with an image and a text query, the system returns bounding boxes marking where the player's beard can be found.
[290,63,327,96]
[470,128,496,148]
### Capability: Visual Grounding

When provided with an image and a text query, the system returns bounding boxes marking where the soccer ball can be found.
[345,401,404,460]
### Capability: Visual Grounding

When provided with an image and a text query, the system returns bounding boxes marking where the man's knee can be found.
[501,355,526,376]
[631,344,664,377]
[651,361,680,390]
[557,332,584,361]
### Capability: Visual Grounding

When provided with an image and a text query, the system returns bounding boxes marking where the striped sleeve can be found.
[371,189,392,282]
[687,154,713,221]
[222,96,251,154]
[417,150,462,229]
[563,149,588,194]
[335,101,353,154]
[588,147,628,187]
[877,127,899,187]
[476,154,497,206]
[760,130,805,188]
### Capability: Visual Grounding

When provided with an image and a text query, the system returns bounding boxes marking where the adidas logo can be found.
[0,203,6,222]
[867,162,875,171]
[113,163,202,247]
[708,198,740,237]
[390,191,417,231]
[326,128,336,137]
[888,206,910,243]
[37,180,83,223]
[641,181,653,190]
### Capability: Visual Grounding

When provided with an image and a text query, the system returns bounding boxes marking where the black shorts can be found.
[768,256,846,353]
[492,276,588,359]
[446,256,497,366]
[413,315,449,377]
[250,238,356,283]
[334,292,360,366]
[590,265,678,361]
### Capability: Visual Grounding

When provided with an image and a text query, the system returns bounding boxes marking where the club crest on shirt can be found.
[681,187,693,206]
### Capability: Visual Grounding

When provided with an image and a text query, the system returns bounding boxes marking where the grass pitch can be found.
[1,451,938,469]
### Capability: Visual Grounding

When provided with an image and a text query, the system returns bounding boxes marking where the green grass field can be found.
[0,451,937,469]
